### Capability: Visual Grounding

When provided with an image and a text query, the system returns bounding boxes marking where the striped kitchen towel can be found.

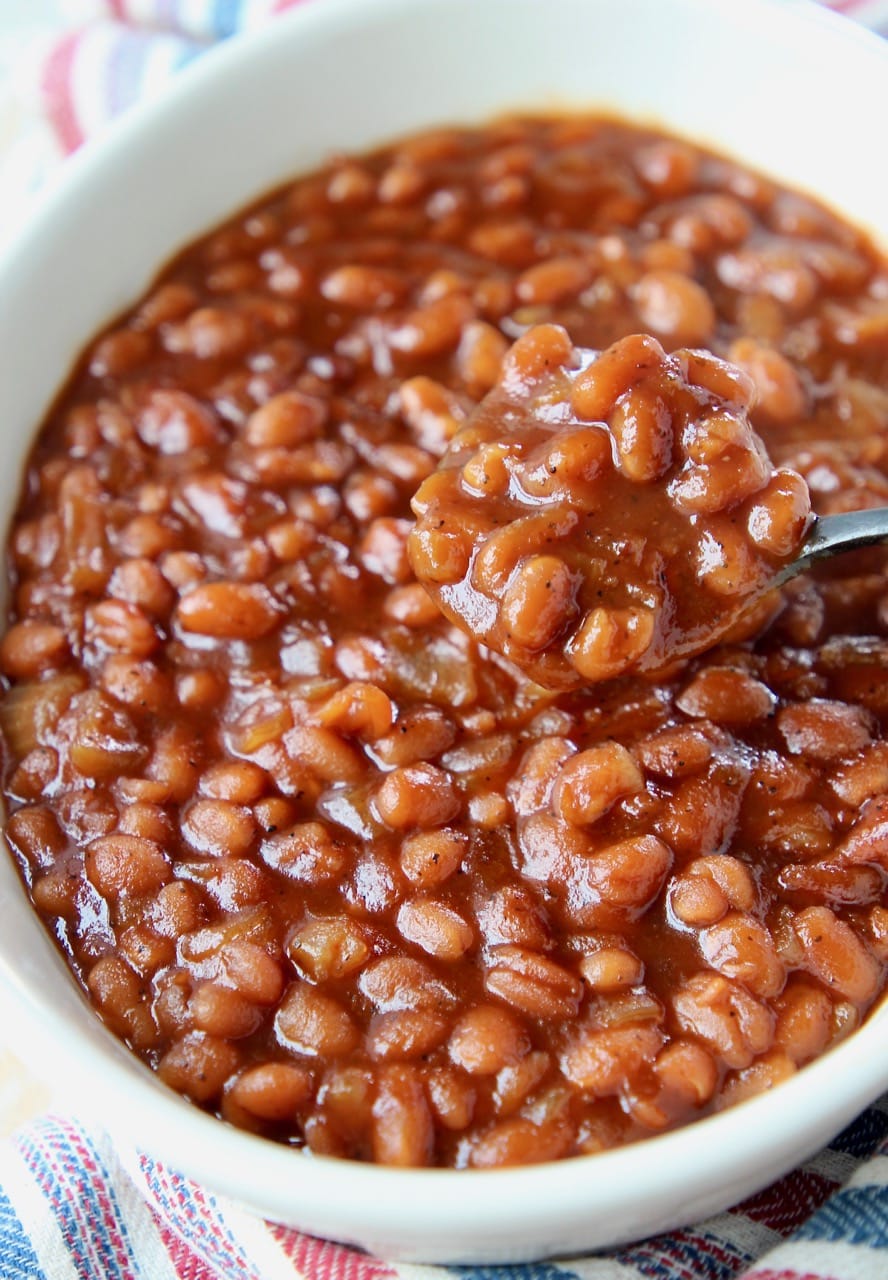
[0,1102,886,1279]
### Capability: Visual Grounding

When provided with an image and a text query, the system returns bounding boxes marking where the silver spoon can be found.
[777,506,888,585]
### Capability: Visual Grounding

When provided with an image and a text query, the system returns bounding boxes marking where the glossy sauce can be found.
[0,116,885,1168]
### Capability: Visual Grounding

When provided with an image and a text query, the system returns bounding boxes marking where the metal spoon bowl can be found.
[779,506,888,584]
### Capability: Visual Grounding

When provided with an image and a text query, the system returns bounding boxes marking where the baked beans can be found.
[410,326,811,687]
[1,115,885,1168]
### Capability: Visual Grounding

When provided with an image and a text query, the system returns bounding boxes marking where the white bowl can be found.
[0,0,885,1263]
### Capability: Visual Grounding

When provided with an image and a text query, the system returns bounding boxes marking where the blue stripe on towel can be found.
[795,1183,888,1248]
[0,1184,47,1280]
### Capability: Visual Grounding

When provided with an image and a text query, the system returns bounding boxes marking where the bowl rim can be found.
[5,939,888,1245]
[0,0,886,1259]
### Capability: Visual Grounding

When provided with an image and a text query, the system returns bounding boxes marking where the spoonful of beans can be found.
[408,325,888,691]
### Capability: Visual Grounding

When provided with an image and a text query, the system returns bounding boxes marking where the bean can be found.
[0,622,68,679]
[366,1009,449,1060]
[683,349,755,407]
[831,746,888,808]
[200,760,268,804]
[501,555,577,650]
[729,339,808,424]
[839,796,888,870]
[580,945,644,992]
[718,1051,796,1109]
[287,917,370,982]
[456,321,510,395]
[397,897,474,961]
[164,307,252,359]
[502,323,575,388]
[190,982,261,1039]
[561,1024,663,1094]
[321,264,406,309]
[177,582,283,640]
[426,1067,475,1131]
[158,1033,240,1103]
[5,806,66,868]
[371,1064,434,1167]
[747,469,812,557]
[571,333,664,421]
[773,979,834,1065]
[717,244,819,310]
[581,834,673,913]
[469,218,537,266]
[635,140,700,196]
[359,956,455,1016]
[569,607,656,681]
[467,791,510,828]
[677,667,776,725]
[343,474,397,527]
[359,518,413,585]
[315,681,394,740]
[467,1104,575,1168]
[461,442,511,497]
[374,764,460,829]
[220,940,284,1005]
[700,911,785,998]
[108,559,176,617]
[694,518,766,596]
[793,905,881,1003]
[85,834,171,900]
[610,386,674,482]
[228,1063,313,1121]
[476,885,552,952]
[90,328,154,378]
[653,1040,718,1107]
[484,945,582,1020]
[246,391,325,450]
[118,925,175,979]
[672,972,774,1069]
[406,519,474,587]
[633,270,716,345]
[137,390,218,453]
[389,294,474,359]
[284,722,365,785]
[553,743,644,826]
[778,700,874,762]
[446,1004,529,1075]
[399,828,466,887]
[120,802,173,845]
[87,954,155,1046]
[516,257,591,305]
[182,799,257,858]
[100,657,170,713]
[636,725,714,779]
[274,982,360,1057]
[7,746,59,801]
[261,822,352,886]
[148,881,205,939]
[686,855,755,914]
[372,706,457,767]
[671,444,770,519]
[399,376,464,453]
[326,163,375,205]
[508,738,577,816]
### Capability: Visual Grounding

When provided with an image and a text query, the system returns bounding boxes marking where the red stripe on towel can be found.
[41,29,87,154]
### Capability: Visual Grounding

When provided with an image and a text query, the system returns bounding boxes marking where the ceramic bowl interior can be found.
[0,0,885,1262]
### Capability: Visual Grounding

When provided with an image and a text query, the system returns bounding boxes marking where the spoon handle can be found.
[783,506,888,581]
